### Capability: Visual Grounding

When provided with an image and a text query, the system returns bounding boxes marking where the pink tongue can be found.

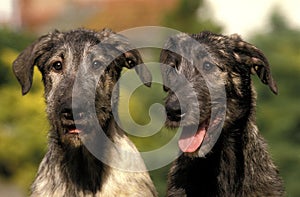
[178,125,206,153]
[69,129,81,134]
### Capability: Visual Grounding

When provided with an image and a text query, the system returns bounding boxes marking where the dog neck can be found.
[30,119,157,196]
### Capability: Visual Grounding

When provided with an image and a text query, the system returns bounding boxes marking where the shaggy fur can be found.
[13,28,157,197]
[160,31,284,196]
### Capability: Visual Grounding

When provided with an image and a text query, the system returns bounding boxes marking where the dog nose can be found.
[60,99,86,122]
[61,108,74,121]
[165,99,186,122]
[62,108,86,120]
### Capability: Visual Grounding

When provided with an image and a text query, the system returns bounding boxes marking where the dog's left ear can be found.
[230,34,278,95]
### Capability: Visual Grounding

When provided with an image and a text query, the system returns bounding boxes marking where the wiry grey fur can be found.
[160,31,284,196]
[13,28,157,197]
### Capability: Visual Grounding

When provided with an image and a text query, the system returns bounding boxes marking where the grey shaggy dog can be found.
[160,31,284,196]
[13,28,157,197]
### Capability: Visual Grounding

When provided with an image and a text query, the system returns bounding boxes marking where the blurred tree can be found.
[251,9,300,197]
[269,8,289,33]
[162,0,222,33]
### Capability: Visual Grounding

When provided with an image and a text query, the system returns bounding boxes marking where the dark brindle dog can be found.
[160,31,284,196]
[13,28,157,197]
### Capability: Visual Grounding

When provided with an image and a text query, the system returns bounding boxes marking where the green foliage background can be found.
[251,10,300,196]
[0,29,48,192]
[0,1,299,196]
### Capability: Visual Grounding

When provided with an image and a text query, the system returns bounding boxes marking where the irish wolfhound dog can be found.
[13,28,157,197]
[160,31,284,196]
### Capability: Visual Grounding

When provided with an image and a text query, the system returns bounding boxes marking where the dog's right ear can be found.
[123,50,152,87]
[102,32,152,87]
[12,32,54,95]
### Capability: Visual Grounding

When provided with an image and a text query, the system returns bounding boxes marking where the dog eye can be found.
[52,61,63,72]
[203,61,215,72]
[169,61,180,73]
[92,60,102,69]
[172,63,180,73]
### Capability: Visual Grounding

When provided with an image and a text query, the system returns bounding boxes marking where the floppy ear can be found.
[159,49,171,92]
[101,31,152,87]
[230,34,278,95]
[12,42,37,95]
[12,32,56,95]
[123,50,152,87]
[159,49,182,92]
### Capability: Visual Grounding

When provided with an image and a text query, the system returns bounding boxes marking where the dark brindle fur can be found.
[160,31,284,196]
[13,28,157,197]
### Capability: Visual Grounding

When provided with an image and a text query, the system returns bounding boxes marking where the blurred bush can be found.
[0,28,48,193]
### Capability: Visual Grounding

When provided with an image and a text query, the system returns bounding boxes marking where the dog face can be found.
[13,28,152,148]
[160,31,277,157]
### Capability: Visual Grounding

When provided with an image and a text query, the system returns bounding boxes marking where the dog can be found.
[160,31,284,196]
[13,28,157,197]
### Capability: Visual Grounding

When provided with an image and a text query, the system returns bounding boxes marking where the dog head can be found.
[160,31,277,157]
[13,28,152,148]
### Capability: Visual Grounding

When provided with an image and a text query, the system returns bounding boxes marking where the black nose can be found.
[165,99,186,122]
[61,107,74,120]
[60,99,86,123]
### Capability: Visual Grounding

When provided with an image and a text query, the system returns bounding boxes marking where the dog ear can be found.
[159,49,170,92]
[159,49,182,92]
[12,32,56,95]
[12,42,36,95]
[102,32,152,87]
[123,50,152,87]
[230,34,278,95]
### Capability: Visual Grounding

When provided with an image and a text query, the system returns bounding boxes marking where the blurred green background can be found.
[0,0,300,196]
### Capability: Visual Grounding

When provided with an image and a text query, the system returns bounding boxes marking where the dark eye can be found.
[169,62,179,73]
[92,60,102,69]
[52,61,63,72]
[203,61,215,72]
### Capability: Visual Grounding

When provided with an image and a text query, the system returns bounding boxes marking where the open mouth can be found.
[62,120,87,135]
[65,124,82,134]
